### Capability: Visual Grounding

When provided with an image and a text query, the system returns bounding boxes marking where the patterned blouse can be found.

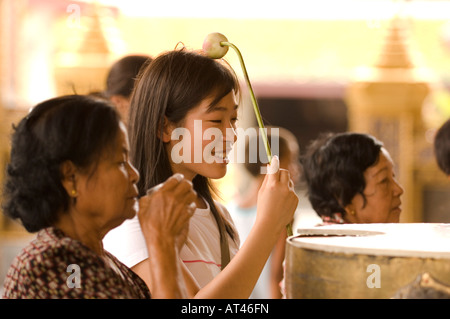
[319,213,345,225]
[2,227,151,299]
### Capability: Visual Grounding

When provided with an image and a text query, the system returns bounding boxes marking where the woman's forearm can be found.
[146,238,188,299]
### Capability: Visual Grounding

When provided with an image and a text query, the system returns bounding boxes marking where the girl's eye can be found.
[208,118,238,126]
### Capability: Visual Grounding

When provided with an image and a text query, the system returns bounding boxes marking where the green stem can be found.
[221,41,293,237]
[221,41,272,163]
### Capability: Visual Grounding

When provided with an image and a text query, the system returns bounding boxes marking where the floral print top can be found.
[2,227,150,299]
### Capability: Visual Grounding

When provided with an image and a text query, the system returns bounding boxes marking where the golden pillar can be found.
[346,17,435,223]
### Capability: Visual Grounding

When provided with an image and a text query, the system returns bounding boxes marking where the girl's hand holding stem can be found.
[257,156,298,234]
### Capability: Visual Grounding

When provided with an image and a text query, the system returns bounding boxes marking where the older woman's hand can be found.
[138,174,197,250]
[136,174,196,298]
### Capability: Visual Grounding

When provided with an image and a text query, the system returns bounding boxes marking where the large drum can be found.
[285,223,450,298]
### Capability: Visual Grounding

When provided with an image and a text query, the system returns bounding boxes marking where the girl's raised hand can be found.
[256,156,299,233]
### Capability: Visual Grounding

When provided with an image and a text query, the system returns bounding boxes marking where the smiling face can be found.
[75,122,140,231]
[165,90,238,181]
[345,148,404,223]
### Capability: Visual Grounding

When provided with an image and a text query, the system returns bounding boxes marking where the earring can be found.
[71,189,78,197]
[350,210,356,216]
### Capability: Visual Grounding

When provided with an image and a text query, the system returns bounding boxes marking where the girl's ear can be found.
[161,116,175,143]
[60,160,78,198]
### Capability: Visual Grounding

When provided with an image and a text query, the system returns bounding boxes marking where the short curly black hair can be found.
[434,118,450,176]
[301,132,383,218]
[2,95,121,232]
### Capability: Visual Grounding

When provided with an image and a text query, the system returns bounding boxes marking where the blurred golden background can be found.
[1,0,450,289]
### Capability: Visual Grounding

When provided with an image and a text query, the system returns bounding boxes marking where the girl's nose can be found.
[225,121,237,144]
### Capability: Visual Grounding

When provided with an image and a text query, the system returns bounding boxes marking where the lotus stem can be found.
[220,41,293,237]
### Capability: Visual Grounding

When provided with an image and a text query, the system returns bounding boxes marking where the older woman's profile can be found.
[2,94,195,299]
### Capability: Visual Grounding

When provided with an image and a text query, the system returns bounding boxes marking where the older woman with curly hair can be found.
[301,132,404,224]
[1,95,196,299]
[434,118,450,177]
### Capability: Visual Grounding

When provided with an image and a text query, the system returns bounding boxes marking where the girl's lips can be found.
[212,155,229,163]
[212,149,232,163]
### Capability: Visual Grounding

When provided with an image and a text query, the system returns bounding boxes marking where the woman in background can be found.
[301,132,404,224]
[104,55,152,124]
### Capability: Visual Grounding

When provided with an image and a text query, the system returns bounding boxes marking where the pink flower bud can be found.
[202,32,229,59]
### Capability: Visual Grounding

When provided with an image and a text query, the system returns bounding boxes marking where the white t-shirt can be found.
[227,201,271,299]
[103,200,240,289]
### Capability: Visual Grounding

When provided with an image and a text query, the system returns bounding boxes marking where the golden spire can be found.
[77,9,110,54]
[53,3,115,95]
[375,16,414,69]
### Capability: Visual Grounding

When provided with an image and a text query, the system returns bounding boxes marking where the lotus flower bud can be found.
[202,32,229,59]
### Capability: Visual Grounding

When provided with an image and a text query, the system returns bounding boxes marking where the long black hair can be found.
[128,49,240,241]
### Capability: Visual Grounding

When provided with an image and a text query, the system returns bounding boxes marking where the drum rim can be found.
[288,223,450,259]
